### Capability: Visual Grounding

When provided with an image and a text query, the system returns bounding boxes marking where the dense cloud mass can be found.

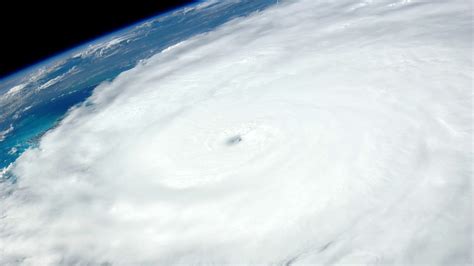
[1,0,472,265]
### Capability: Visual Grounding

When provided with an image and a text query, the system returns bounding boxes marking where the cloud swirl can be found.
[1,0,472,265]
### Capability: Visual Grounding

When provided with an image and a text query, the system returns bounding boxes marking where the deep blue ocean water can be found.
[0,0,278,177]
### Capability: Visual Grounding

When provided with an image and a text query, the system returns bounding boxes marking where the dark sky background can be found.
[0,0,196,79]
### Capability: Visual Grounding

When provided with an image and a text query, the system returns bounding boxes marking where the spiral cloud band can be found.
[1,0,472,265]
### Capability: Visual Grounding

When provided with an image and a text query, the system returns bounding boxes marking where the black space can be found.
[0,0,197,79]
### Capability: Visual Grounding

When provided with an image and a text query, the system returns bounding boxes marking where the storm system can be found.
[0,0,472,265]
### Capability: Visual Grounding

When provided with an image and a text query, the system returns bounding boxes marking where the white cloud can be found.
[0,124,13,142]
[36,66,79,91]
[73,36,131,59]
[4,84,26,98]
[1,0,472,265]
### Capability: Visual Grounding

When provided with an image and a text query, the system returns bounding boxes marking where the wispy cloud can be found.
[0,124,13,142]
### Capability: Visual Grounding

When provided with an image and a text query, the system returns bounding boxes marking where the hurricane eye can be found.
[226,135,242,146]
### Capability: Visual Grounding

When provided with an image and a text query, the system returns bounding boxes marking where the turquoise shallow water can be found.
[0,84,97,171]
[0,0,277,177]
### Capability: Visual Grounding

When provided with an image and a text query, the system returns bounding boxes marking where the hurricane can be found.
[0,0,472,265]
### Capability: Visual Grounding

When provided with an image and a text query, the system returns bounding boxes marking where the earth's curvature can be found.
[0,0,472,265]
